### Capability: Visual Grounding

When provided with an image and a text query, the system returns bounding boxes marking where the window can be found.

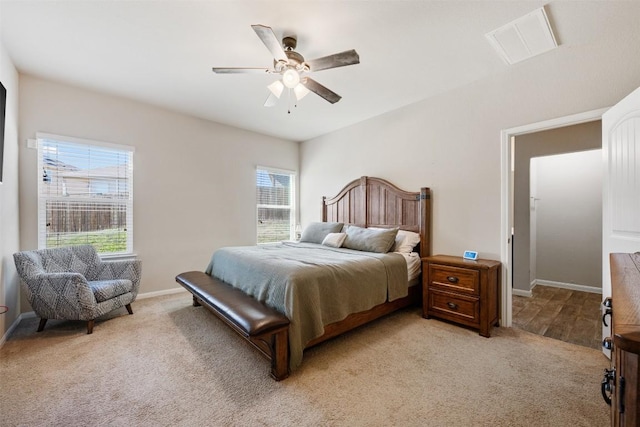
[256,167,295,243]
[37,133,134,255]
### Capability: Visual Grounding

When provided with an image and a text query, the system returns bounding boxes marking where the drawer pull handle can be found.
[447,302,458,310]
[602,309,612,327]
[602,297,613,326]
[601,368,615,406]
[619,376,626,414]
[447,276,459,284]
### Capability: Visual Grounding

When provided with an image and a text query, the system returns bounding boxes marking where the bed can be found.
[176,176,431,380]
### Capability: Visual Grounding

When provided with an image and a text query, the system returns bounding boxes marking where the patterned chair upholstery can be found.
[13,245,142,334]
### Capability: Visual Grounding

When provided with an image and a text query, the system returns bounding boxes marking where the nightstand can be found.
[422,255,501,337]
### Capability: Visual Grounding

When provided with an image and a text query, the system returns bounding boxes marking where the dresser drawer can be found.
[428,289,479,325]
[429,264,480,295]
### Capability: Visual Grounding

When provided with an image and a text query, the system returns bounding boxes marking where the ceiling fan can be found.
[212,25,360,109]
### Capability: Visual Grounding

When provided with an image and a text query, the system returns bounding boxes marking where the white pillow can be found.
[322,232,347,248]
[395,230,421,253]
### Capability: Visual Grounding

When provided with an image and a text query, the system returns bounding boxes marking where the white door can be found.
[602,86,640,353]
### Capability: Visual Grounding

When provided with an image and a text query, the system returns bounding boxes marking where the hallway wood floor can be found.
[512,285,602,350]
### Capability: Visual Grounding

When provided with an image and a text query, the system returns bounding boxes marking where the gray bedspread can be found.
[204,241,408,370]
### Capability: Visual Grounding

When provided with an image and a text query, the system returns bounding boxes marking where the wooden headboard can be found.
[322,176,431,257]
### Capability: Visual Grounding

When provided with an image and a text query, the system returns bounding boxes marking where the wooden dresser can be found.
[422,255,500,337]
[603,253,640,426]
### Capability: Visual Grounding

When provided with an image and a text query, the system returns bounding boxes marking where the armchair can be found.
[13,245,142,334]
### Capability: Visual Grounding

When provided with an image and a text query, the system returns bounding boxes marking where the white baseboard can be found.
[0,311,36,347]
[534,279,602,294]
[513,280,602,299]
[0,287,187,348]
[512,288,532,297]
[137,287,187,300]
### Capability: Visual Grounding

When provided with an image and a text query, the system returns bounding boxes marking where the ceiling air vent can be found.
[486,7,558,65]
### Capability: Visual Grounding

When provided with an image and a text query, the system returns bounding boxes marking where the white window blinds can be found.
[37,133,134,255]
[256,167,295,243]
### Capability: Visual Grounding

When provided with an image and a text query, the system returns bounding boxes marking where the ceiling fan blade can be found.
[212,67,271,74]
[301,77,341,104]
[251,24,288,62]
[306,49,360,72]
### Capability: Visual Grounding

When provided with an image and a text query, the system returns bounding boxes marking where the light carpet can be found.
[0,292,610,426]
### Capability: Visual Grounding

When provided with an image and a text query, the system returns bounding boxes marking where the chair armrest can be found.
[94,259,142,295]
[26,272,96,319]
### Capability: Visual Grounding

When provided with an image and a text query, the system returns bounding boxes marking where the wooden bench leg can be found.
[37,318,47,332]
[270,328,289,381]
[176,272,291,381]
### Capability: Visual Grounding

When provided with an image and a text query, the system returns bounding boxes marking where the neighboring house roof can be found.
[257,170,290,188]
[43,156,79,172]
[60,165,129,180]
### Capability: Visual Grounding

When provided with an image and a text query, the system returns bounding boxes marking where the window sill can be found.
[100,253,138,261]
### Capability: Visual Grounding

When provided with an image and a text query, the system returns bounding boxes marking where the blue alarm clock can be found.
[463,250,479,260]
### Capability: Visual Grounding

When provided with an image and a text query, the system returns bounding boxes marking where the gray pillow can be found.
[343,226,399,253]
[299,222,344,244]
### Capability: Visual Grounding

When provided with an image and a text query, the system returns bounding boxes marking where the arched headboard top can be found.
[322,176,431,256]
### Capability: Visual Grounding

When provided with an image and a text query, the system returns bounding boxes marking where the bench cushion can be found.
[176,271,290,336]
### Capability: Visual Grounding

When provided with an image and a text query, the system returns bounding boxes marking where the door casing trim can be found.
[499,107,609,326]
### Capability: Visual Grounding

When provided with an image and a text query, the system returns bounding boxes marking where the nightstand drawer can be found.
[429,264,480,295]
[423,255,500,337]
[428,289,480,324]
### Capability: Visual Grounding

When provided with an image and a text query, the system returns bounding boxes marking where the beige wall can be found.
[532,150,602,290]
[0,37,21,339]
[300,29,640,265]
[513,122,601,292]
[18,75,298,309]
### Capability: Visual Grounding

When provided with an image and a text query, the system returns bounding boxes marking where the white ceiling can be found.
[1,1,637,141]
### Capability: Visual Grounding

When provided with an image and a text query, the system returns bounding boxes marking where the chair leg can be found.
[37,318,47,332]
[87,320,94,334]
[125,304,133,315]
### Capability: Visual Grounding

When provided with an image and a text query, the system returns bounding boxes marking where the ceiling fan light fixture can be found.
[264,92,279,107]
[282,68,300,88]
[267,80,284,98]
[211,24,359,108]
[294,84,310,101]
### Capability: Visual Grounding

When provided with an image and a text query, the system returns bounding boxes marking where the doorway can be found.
[515,149,603,348]
[499,108,608,329]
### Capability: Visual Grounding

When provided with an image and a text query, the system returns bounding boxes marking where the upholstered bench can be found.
[175,271,290,380]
